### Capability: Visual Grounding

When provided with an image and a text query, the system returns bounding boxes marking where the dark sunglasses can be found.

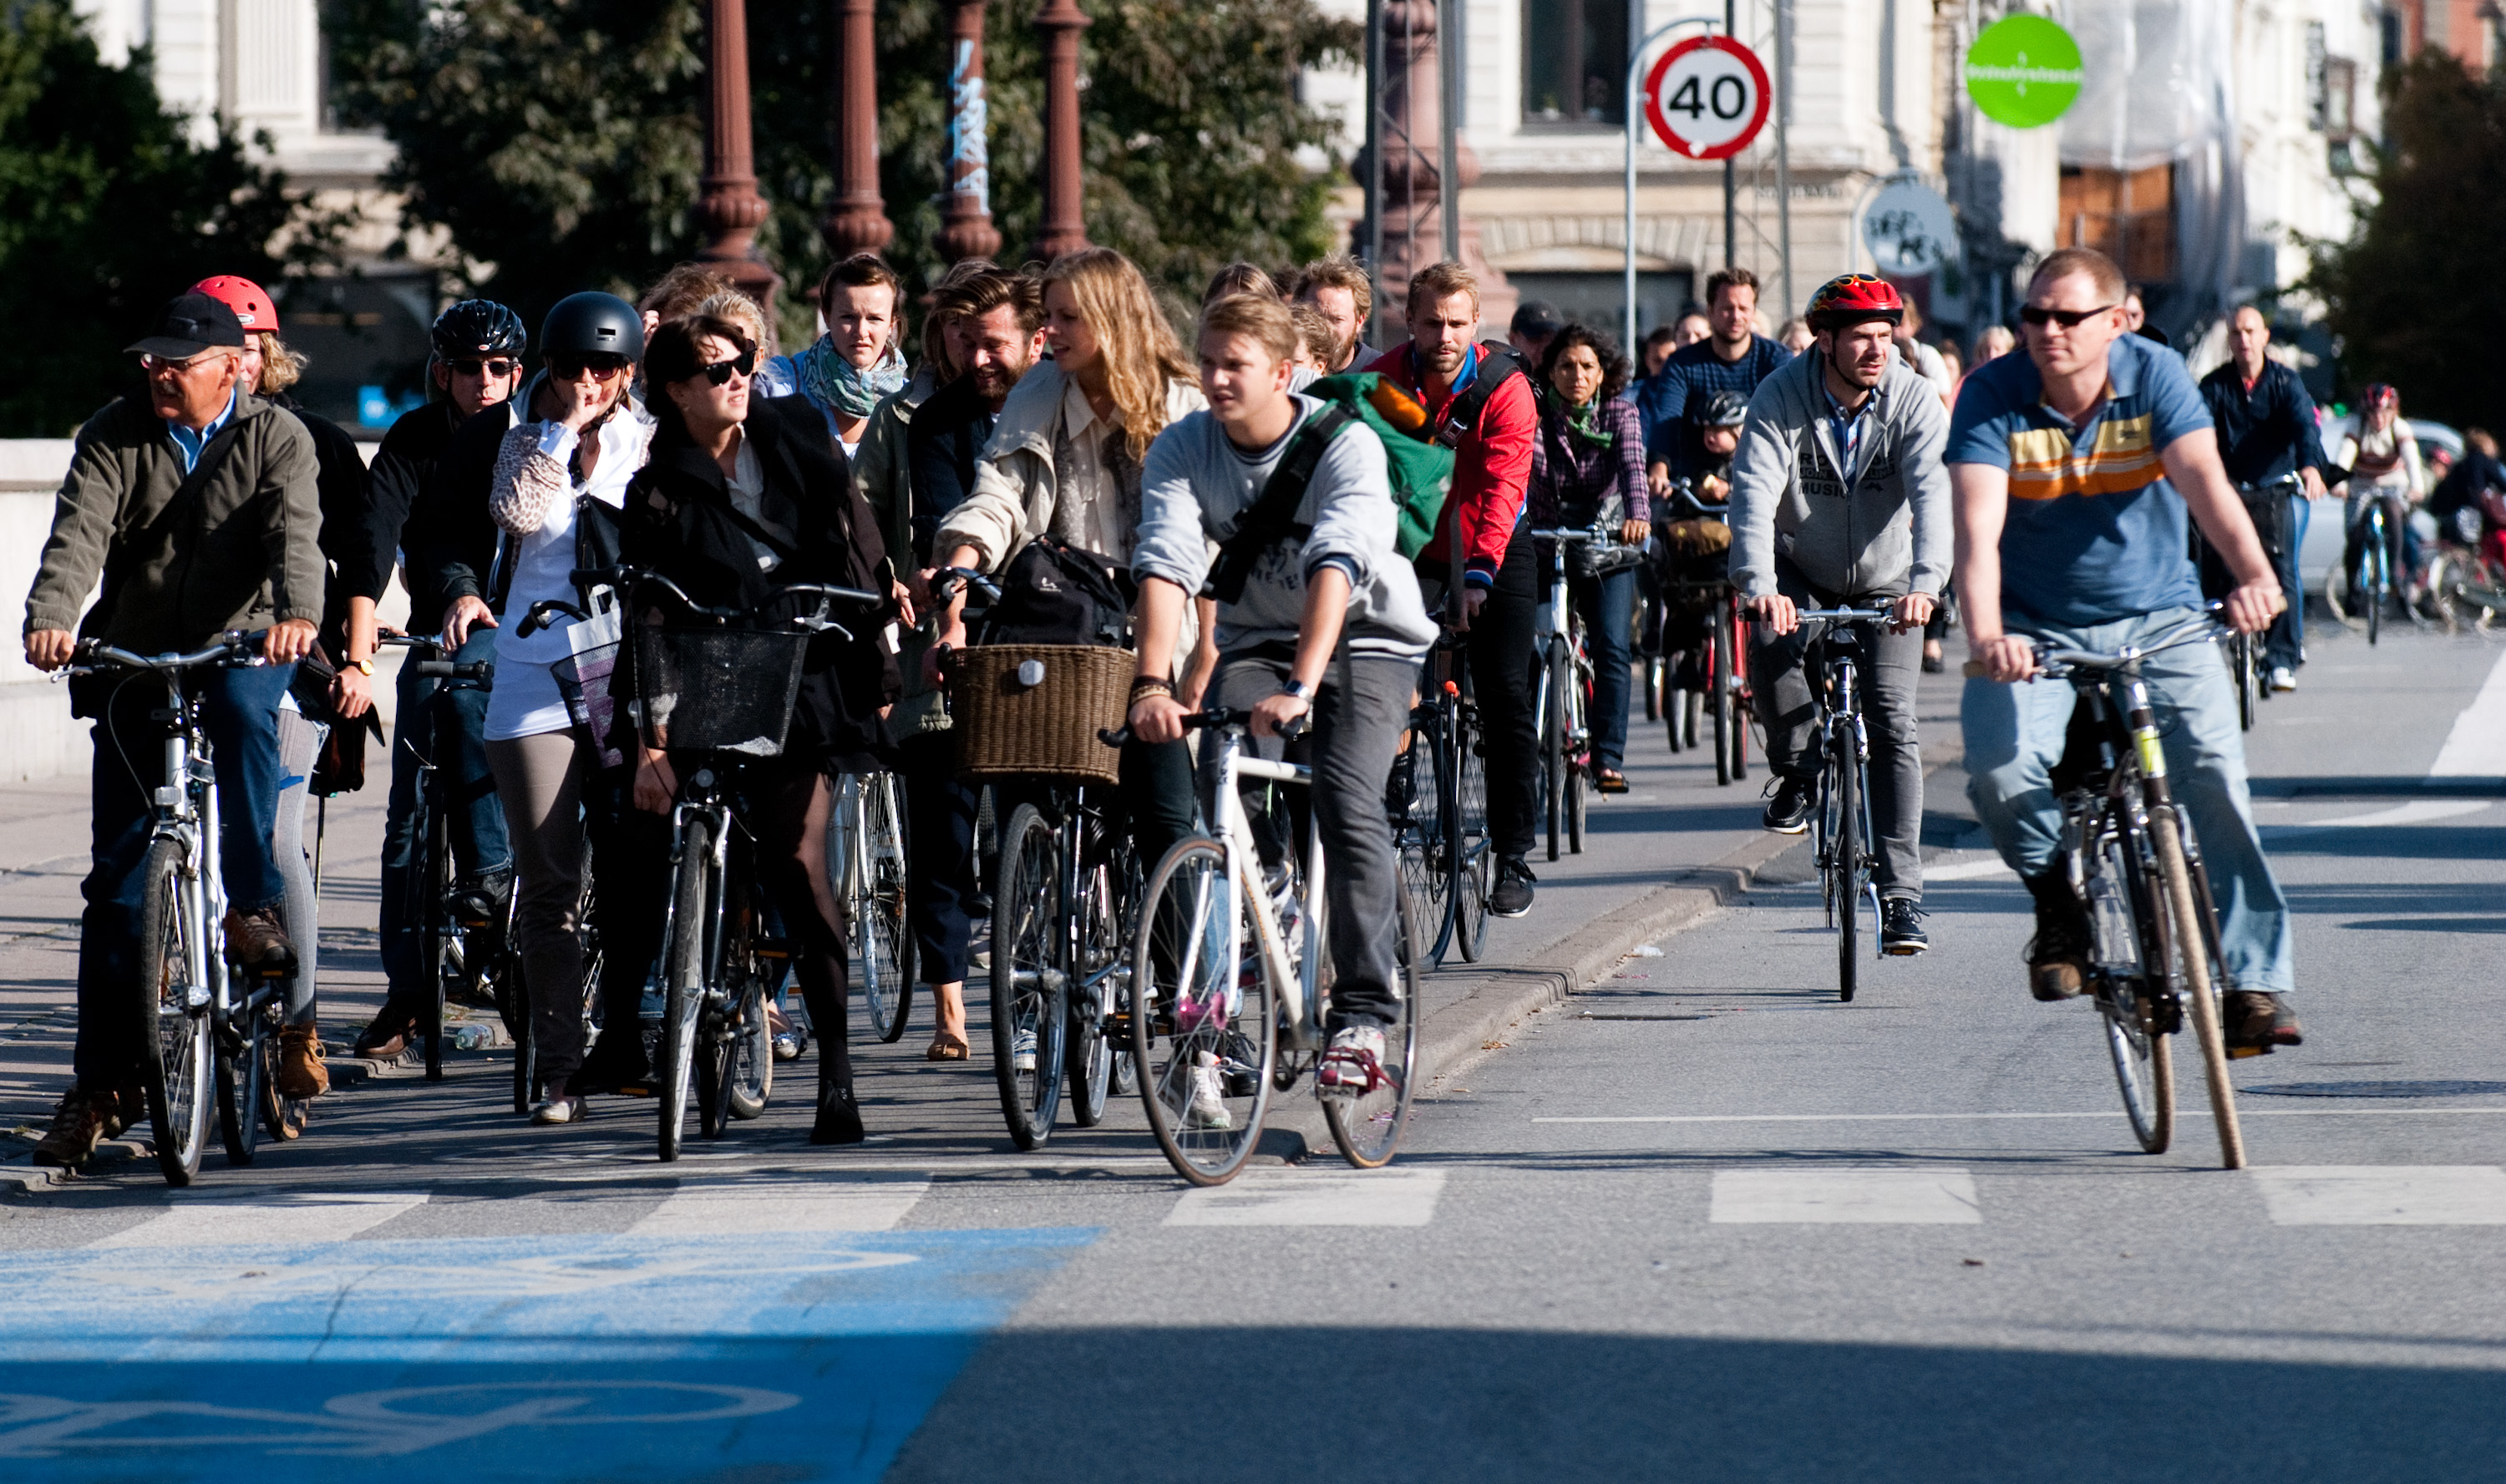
[2018,302,2117,329]
[695,349,757,387]
[550,352,632,381]
[445,357,519,378]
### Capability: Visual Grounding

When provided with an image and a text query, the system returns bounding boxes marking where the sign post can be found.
[1623,25,1769,357]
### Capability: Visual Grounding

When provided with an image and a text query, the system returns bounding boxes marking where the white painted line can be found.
[1926,856,2016,881]
[1164,1167,1445,1227]
[629,1177,931,1235]
[2251,1166,2506,1225]
[2263,798,2492,838]
[1535,1107,2506,1123]
[88,1193,431,1248]
[1710,1168,1981,1224]
[2432,651,2506,777]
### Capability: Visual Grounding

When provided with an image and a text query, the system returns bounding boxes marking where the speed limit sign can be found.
[1644,36,1772,160]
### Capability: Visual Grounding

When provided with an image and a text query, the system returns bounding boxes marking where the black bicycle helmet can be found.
[431,298,527,359]
[540,291,644,362]
[1699,390,1751,428]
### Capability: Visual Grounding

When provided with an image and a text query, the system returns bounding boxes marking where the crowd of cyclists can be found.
[38,229,2459,1170]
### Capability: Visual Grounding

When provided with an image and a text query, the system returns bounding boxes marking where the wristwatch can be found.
[350,659,375,676]
[1279,679,1311,701]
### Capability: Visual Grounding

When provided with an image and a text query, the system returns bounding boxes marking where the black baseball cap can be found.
[1511,300,1565,339]
[125,292,248,359]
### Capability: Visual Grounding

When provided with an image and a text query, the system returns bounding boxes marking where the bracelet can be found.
[1129,676,1174,700]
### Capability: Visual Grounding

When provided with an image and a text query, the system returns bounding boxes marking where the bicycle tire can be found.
[1541,647,1564,862]
[1664,672,1683,753]
[2148,806,2247,1169]
[2088,818,2174,1154]
[1833,735,1860,1004]
[216,992,262,1167]
[724,866,774,1122]
[1565,656,1588,856]
[1066,846,1124,1128]
[136,838,210,1187]
[991,803,1068,1148]
[1324,884,1426,1168]
[2366,537,2385,646]
[1453,713,1490,964]
[658,814,713,1163]
[859,773,916,1044]
[1642,656,1661,722]
[2235,636,2257,732]
[1397,712,1455,966]
[256,996,307,1142]
[1712,613,1734,787]
[1134,838,1275,1185]
[698,864,761,1139]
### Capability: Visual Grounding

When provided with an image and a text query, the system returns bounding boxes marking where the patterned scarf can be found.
[797,337,906,419]
[1563,398,1616,448]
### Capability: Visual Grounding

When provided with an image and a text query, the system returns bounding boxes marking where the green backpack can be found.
[1306,371,1456,560]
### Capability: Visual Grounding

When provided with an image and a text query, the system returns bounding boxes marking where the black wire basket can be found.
[632,624,810,756]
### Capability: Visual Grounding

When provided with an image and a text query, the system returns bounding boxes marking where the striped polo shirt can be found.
[1945,333,2211,626]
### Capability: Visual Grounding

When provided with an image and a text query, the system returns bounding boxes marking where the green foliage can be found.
[0,3,344,435]
[2305,52,2506,425]
[327,0,1358,347]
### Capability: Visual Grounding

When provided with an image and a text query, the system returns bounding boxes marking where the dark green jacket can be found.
[23,389,324,653]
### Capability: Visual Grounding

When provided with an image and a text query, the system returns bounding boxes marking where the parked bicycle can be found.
[1120,707,1424,1186]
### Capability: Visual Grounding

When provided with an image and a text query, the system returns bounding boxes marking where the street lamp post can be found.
[933,0,1002,264]
[1034,0,1093,261]
[822,0,894,257]
[694,0,782,314]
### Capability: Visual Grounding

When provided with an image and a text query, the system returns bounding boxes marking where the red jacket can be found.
[1367,342,1536,586]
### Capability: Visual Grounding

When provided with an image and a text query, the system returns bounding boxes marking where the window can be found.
[1522,0,1631,127]
[2321,58,2356,139]
[2379,7,2404,68]
[2058,165,2176,284]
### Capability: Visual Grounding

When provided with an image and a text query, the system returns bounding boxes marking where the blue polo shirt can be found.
[1945,332,2212,626]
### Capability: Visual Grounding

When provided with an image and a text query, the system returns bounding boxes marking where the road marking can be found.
[2251,1166,2506,1225]
[2431,651,2506,777]
[1164,1167,1445,1227]
[629,1176,931,1234]
[2263,798,2492,838]
[1709,1169,1981,1224]
[87,1193,429,1248]
[1926,856,2015,880]
[1535,1107,2506,1123]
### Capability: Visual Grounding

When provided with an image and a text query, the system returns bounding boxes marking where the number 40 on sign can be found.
[1644,35,1772,160]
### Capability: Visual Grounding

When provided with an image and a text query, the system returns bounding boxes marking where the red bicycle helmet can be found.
[1804,273,1905,331]
[191,275,277,334]
[2361,382,2398,411]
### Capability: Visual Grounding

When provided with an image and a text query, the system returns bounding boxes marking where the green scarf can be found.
[1564,398,1615,448]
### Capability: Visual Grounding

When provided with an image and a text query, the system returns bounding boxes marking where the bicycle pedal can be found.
[2228,1043,2273,1060]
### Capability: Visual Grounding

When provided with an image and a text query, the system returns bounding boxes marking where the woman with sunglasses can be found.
[612,315,901,1143]
[474,291,657,1125]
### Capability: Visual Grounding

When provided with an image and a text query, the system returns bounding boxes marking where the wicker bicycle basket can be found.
[950,644,1132,785]
[632,624,811,757]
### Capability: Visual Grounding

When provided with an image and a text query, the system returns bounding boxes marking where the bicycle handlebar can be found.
[930,565,1002,603]
[1524,524,1613,544]
[1959,606,2235,680]
[1793,606,1899,624]
[1656,482,1729,521]
[568,566,884,623]
[1098,704,1310,749]
[72,631,266,673]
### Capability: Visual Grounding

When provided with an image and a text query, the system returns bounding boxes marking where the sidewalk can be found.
[0,667,1968,1164]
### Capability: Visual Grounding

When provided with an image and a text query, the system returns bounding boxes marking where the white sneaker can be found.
[2269,666,2296,693]
[1183,1060,1234,1130]
[1316,1026,1388,1100]
[1011,1027,1037,1073]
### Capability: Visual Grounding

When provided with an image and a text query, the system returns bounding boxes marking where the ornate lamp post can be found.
[933,0,1002,263]
[1359,0,1512,336]
[694,0,783,312]
[822,0,895,257]
[1033,0,1092,261]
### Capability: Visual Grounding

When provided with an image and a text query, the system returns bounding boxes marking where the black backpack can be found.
[977,534,1136,647]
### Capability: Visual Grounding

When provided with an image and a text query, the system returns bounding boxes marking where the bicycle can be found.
[2330,496,2397,646]
[1789,607,1898,1003]
[1390,613,1490,966]
[1651,482,1752,785]
[1525,522,1610,862]
[829,770,912,1043]
[1120,707,1425,1185]
[1971,610,2252,1168]
[69,631,302,1185]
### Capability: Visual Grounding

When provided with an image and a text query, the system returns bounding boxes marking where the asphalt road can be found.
[3,615,2502,1481]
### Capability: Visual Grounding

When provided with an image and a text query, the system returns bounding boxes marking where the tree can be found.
[327,0,1359,344]
[0,3,343,436]
[2306,52,2506,426]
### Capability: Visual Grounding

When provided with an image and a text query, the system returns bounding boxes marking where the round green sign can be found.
[1964,14,2084,129]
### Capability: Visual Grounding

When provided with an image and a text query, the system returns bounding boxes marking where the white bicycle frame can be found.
[1191,723,1329,1047]
[158,719,232,1017]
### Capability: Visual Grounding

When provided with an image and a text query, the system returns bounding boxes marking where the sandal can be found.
[1595,769,1630,794]
[926,1031,971,1062]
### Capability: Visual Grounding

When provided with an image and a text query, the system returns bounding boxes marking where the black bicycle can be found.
[1791,608,1895,1003]
[1390,617,1489,965]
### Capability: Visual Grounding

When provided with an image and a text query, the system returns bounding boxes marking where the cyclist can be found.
[2335,383,2427,613]
[620,313,900,1143]
[779,254,906,463]
[1526,322,1649,794]
[1509,301,1564,367]
[1950,246,2301,1051]
[1728,273,1950,956]
[1650,388,1747,503]
[1129,291,1437,1106]
[354,301,527,1058]
[22,291,323,1167]
[1641,268,1787,486]
[2198,306,2327,693]
[2427,428,2506,578]
[1363,261,1543,915]
[1291,256,1372,375]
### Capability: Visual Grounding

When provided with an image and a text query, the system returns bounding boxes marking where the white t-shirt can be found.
[485,410,653,742]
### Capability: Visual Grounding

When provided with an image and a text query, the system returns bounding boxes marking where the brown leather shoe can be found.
[353,1003,415,1058]
[223,907,298,974]
[31,1088,113,1168]
[278,1024,330,1098]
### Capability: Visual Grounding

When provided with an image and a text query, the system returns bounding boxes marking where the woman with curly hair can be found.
[1527,322,1649,793]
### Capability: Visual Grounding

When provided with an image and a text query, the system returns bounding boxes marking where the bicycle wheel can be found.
[135,838,210,1187]
[1066,842,1124,1127]
[1832,737,1860,1004]
[1540,647,1565,862]
[859,773,916,1044]
[991,803,1067,1149]
[2148,806,2247,1169]
[2235,635,2257,732]
[1324,884,1426,1168]
[1452,712,1490,964]
[703,971,769,1136]
[1396,712,1454,966]
[419,802,454,1082]
[1664,666,1683,754]
[216,992,264,1167]
[1134,838,1275,1185]
[1642,654,1661,722]
[2366,542,2385,646]
[1711,614,1735,788]
[1565,651,1588,855]
[658,815,713,1163]
[256,996,307,1142]
[2082,818,2175,1154]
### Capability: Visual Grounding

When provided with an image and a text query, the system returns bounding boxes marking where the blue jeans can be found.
[2272,493,2310,671]
[75,661,296,1086]
[378,628,510,1001]
[1961,605,2295,994]
[1571,565,1637,774]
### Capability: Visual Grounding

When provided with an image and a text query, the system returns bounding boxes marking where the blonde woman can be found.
[930,247,1212,945]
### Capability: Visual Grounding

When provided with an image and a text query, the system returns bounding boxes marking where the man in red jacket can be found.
[1367,261,1544,914]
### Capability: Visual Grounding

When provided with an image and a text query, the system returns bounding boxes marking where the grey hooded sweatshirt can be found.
[1727,347,1951,601]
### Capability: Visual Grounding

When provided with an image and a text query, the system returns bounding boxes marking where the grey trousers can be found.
[1213,650,1413,1031]
[1746,563,1925,900]
[271,701,327,1027]
[485,731,592,1085]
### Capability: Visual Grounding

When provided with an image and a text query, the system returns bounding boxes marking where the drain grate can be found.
[2244,1080,2506,1099]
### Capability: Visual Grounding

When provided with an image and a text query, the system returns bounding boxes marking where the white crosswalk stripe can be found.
[2250,1166,2506,1225]
[1165,1167,1445,1227]
[1709,1169,1981,1224]
[88,1193,430,1248]
[629,1176,931,1234]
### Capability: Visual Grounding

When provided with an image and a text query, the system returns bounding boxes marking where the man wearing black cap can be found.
[21,291,324,1167]
[1509,301,1565,367]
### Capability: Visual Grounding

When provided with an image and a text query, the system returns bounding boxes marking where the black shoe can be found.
[572,1040,653,1097]
[2022,871,2092,1001]
[447,868,513,929]
[1880,898,1929,955]
[1760,775,1813,834]
[810,1086,866,1145]
[2225,990,2304,1053]
[1920,651,1947,674]
[1488,857,1536,918]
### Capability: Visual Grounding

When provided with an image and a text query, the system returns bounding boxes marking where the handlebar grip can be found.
[569,567,623,589]
[412,661,493,681]
[1098,727,1131,748]
[1961,661,1987,679]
